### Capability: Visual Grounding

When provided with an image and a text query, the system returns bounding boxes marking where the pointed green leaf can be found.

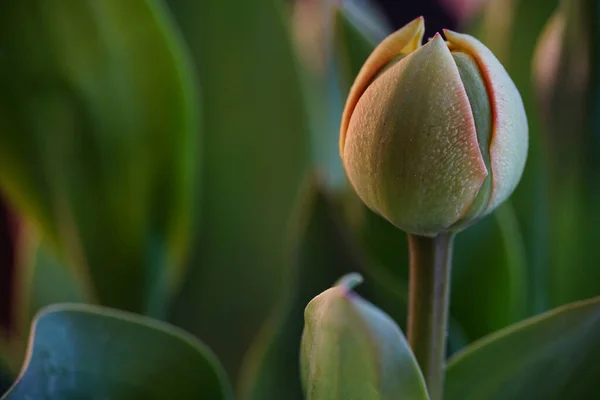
[0,0,197,314]
[446,296,600,399]
[166,0,310,376]
[2,304,232,399]
[301,273,429,400]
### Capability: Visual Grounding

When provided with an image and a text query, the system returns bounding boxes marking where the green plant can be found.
[0,0,599,398]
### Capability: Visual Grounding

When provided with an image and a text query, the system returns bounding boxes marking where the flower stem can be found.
[407,232,455,400]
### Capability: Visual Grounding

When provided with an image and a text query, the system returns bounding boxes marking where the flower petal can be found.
[340,16,425,157]
[445,29,528,211]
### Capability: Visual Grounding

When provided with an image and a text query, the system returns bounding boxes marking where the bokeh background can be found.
[3,0,596,397]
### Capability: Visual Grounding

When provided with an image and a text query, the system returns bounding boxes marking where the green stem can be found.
[407,232,455,400]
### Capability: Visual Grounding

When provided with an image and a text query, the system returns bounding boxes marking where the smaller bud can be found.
[300,273,428,400]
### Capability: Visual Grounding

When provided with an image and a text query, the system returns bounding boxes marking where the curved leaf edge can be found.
[1,303,233,399]
[447,295,600,368]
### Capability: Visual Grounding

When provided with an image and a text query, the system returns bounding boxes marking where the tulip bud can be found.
[340,17,528,236]
[300,273,428,399]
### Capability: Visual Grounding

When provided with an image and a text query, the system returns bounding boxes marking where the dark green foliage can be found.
[0,0,598,398]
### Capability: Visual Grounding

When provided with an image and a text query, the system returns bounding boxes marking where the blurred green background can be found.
[2,0,598,398]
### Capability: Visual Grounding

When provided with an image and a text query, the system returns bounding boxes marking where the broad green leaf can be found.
[2,304,232,399]
[301,273,429,400]
[166,0,310,376]
[0,0,197,314]
[467,0,558,314]
[445,296,600,399]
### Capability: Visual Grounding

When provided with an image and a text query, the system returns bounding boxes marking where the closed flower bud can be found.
[300,274,428,400]
[340,17,528,236]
